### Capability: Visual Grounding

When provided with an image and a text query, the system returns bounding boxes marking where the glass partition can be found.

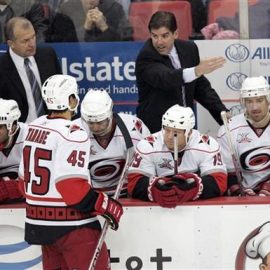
[1,0,268,44]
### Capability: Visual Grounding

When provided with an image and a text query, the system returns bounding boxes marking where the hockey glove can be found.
[148,177,179,208]
[170,173,203,203]
[94,192,123,230]
[0,179,23,203]
[227,184,241,196]
[258,180,270,196]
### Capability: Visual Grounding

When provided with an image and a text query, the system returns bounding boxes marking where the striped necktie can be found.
[24,58,44,117]
[168,53,187,107]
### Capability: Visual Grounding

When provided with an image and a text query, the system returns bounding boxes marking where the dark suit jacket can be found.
[0,47,62,122]
[135,39,227,133]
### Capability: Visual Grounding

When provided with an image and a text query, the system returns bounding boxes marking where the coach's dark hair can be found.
[148,11,177,33]
[4,17,32,41]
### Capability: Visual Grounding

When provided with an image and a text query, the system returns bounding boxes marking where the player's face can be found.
[150,27,178,56]
[244,96,269,122]
[8,24,36,57]
[0,124,9,145]
[163,126,186,151]
[87,119,111,137]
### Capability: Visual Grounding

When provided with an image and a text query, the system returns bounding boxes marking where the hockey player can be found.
[128,105,227,208]
[0,98,27,203]
[74,89,150,197]
[18,75,123,270]
[217,76,270,196]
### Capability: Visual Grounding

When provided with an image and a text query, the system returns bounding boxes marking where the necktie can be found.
[168,53,181,69]
[168,53,187,107]
[24,58,44,117]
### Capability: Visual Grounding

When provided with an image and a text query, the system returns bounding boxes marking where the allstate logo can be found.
[0,225,42,269]
[225,44,250,62]
[226,73,247,91]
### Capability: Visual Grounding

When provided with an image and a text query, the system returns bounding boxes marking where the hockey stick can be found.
[173,134,178,175]
[220,111,244,196]
[89,114,134,270]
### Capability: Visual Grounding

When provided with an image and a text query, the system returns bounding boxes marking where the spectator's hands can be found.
[84,10,95,30]
[195,57,226,77]
[85,7,108,32]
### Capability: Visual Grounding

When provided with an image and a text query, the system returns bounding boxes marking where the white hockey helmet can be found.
[162,105,195,138]
[0,99,21,132]
[240,76,270,104]
[41,74,79,111]
[81,89,113,122]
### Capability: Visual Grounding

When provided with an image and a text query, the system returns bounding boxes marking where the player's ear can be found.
[69,95,78,110]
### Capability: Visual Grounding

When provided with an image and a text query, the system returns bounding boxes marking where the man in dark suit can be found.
[136,11,228,133]
[0,16,62,123]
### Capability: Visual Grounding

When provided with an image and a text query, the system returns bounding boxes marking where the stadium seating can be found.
[129,1,192,41]
[208,0,259,24]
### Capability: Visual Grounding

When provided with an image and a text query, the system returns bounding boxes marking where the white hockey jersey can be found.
[129,129,227,178]
[18,116,96,229]
[0,122,28,179]
[217,113,270,189]
[74,113,150,196]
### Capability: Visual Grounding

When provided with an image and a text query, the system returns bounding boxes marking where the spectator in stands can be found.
[0,0,48,43]
[127,105,227,208]
[130,0,207,37]
[217,76,270,196]
[73,89,150,197]
[36,0,64,13]
[136,11,228,133]
[59,0,133,42]
[201,0,270,39]
[0,99,27,203]
[0,17,62,123]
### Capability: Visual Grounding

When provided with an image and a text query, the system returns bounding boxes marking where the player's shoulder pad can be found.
[192,130,219,152]
[136,133,160,153]
[117,113,148,135]
[217,113,245,138]
[63,122,89,142]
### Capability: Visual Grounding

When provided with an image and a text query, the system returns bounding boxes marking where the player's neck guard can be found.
[246,111,270,128]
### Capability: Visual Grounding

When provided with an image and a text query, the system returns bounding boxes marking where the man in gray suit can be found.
[0,17,62,122]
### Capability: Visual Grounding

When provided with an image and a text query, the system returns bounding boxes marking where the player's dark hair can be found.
[148,11,177,33]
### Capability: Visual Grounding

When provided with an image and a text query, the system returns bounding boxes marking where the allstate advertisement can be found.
[51,42,144,115]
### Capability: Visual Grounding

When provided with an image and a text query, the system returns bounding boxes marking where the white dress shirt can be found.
[9,48,42,123]
[168,46,198,83]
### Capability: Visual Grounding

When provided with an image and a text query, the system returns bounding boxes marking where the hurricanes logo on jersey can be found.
[237,132,252,143]
[240,146,270,172]
[158,158,174,170]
